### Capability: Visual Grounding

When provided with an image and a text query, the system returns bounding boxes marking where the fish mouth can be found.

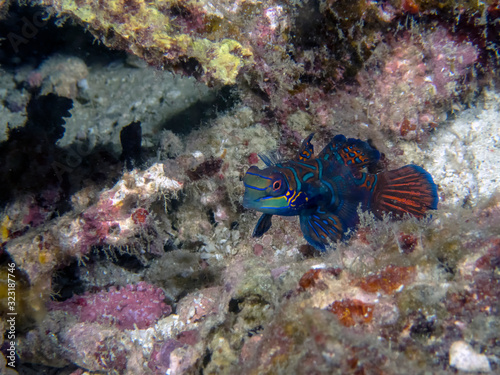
[242,196,252,209]
[242,193,257,209]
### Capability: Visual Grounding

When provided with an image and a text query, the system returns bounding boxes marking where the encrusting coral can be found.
[38,0,255,86]
[24,0,388,89]
[35,0,499,139]
[356,26,479,140]
[49,281,172,330]
[3,163,182,325]
[17,194,499,374]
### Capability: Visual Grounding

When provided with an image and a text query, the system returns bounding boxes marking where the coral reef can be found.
[2,162,182,327]
[17,191,499,374]
[356,26,478,140]
[1,1,500,374]
[400,89,500,207]
[49,281,171,329]
[34,0,500,141]
[39,0,255,85]
[36,0,494,91]
[234,201,500,374]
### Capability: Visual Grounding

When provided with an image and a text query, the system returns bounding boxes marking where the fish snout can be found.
[242,190,257,209]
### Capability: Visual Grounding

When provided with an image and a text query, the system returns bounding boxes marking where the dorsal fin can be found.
[295,133,315,161]
[258,151,281,167]
[318,135,380,170]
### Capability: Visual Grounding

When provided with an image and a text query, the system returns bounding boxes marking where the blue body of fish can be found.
[243,134,438,251]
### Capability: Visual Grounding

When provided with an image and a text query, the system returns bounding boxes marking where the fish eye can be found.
[273,180,281,190]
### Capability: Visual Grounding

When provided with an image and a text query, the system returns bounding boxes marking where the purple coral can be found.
[50,281,171,329]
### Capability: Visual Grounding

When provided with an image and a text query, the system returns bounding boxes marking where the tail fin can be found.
[371,165,438,219]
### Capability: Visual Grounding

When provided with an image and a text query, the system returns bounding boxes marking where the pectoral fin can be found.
[299,210,345,251]
[252,213,273,238]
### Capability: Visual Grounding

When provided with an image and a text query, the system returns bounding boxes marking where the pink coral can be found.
[176,286,222,323]
[356,27,478,140]
[78,195,123,252]
[50,281,171,329]
[149,339,184,373]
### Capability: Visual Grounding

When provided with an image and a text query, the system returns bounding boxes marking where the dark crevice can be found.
[0,3,125,68]
[51,261,85,301]
[228,297,243,314]
[161,85,239,135]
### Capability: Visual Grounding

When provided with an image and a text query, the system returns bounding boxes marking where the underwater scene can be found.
[0,0,499,374]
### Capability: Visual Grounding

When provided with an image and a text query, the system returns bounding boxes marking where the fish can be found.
[242,133,438,251]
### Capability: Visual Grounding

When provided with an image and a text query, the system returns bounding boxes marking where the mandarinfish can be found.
[243,134,438,251]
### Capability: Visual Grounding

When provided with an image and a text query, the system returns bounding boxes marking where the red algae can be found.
[131,207,149,225]
[356,26,478,140]
[398,233,419,254]
[474,238,500,270]
[355,265,416,294]
[327,299,375,327]
[186,157,223,181]
[248,152,259,165]
[298,269,324,291]
[298,267,342,291]
[401,0,420,14]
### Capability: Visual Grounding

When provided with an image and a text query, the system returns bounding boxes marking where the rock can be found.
[449,341,491,373]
